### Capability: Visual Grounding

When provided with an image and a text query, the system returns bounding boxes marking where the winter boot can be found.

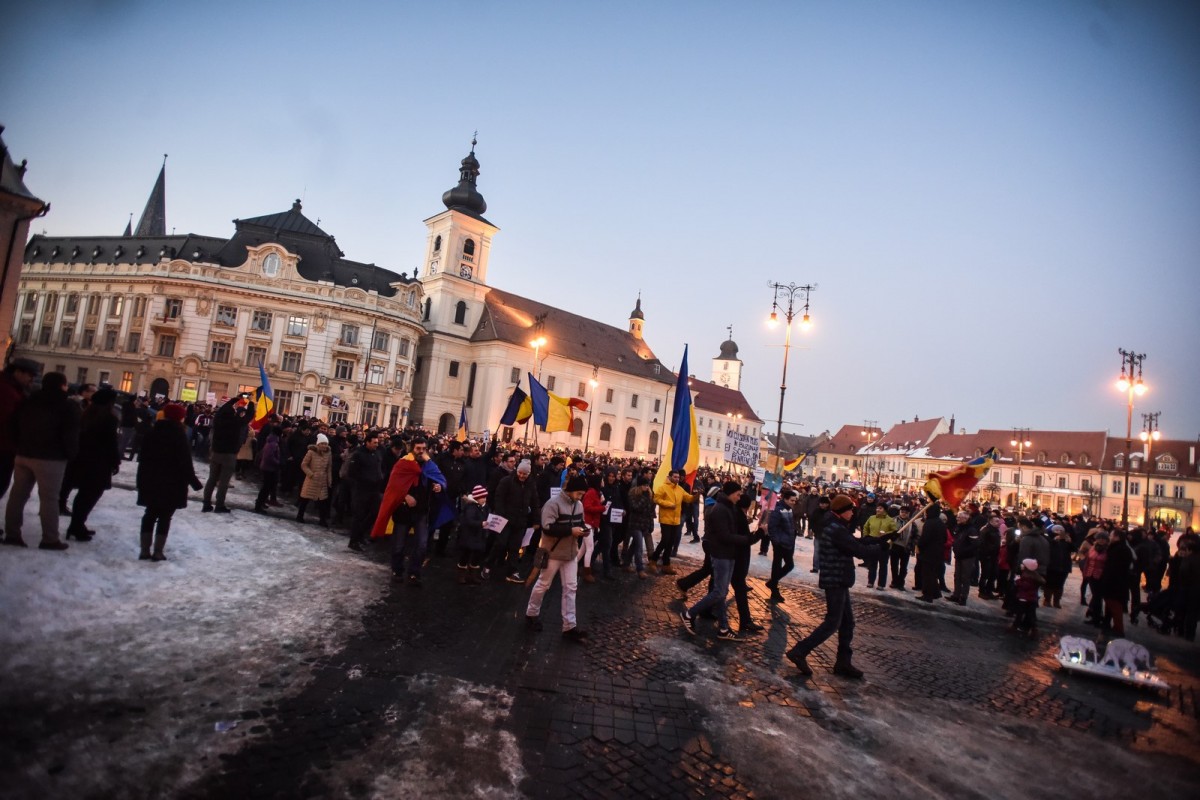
[150,531,169,562]
[832,658,864,679]
[660,564,677,576]
[770,588,786,604]
[139,524,153,561]
[582,566,596,584]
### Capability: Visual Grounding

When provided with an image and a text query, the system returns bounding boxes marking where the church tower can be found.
[628,294,645,340]
[712,328,742,390]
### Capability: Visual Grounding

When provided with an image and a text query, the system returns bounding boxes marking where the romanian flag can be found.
[528,373,574,433]
[782,452,808,472]
[498,386,530,426]
[250,359,274,432]
[654,346,700,492]
[456,404,469,442]
[371,455,449,538]
[924,447,997,510]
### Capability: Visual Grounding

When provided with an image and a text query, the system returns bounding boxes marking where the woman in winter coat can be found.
[254,426,281,514]
[1044,524,1074,608]
[297,433,333,525]
[136,403,202,561]
[623,479,656,577]
[65,388,122,541]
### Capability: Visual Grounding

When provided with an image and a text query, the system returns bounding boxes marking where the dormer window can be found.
[1115,456,1124,468]
[1036,452,1046,465]
[1060,453,1070,464]
[262,253,281,277]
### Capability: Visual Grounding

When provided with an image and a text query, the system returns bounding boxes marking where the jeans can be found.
[203,452,237,507]
[623,525,646,572]
[4,456,67,545]
[688,557,734,630]
[392,515,430,577]
[526,557,579,631]
[787,586,854,661]
[349,488,381,546]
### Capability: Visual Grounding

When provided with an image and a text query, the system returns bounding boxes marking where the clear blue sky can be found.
[4,0,1198,441]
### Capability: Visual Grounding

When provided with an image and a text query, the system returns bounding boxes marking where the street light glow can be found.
[800,313,812,330]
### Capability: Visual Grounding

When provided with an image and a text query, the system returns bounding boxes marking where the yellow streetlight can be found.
[1010,429,1031,510]
[767,281,816,476]
[1116,349,1147,528]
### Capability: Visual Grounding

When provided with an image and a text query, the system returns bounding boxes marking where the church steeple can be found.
[441,135,488,219]
[628,294,645,340]
[134,155,167,237]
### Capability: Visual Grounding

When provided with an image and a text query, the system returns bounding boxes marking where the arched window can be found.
[1036,452,1047,465]
[1061,452,1071,464]
[1079,453,1090,467]
[648,430,659,455]
[570,418,583,437]
[624,427,637,451]
[438,413,456,434]
[454,300,467,325]
[423,297,432,321]
[433,235,442,252]
[600,422,612,442]
[463,238,476,257]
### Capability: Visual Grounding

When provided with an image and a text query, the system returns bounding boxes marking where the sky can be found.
[3,0,1198,441]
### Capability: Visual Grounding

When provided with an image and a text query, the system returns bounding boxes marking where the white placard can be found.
[483,513,508,532]
[724,429,759,468]
[550,487,561,500]
[753,466,767,484]
[520,526,536,549]
[609,508,625,523]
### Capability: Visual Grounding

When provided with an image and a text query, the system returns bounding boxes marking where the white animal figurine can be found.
[1058,636,1098,664]
[1099,639,1151,672]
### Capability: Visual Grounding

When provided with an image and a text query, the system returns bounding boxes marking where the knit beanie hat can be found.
[565,475,588,493]
[316,433,329,445]
[721,480,742,496]
[471,485,488,503]
[830,494,854,513]
[163,403,186,423]
[517,459,532,474]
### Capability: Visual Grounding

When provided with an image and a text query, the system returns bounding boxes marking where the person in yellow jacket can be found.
[650,470,694,575]
[861,504,898,589]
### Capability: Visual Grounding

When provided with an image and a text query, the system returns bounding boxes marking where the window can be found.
[109,296,124,318]
[17,323,31,345]
[654,398,661,413]
[361,401,380,427]
[287,315,309,337]
[1079,454,1090,467]
[281,351,303,373]
[120,372,133,393]
[37,326,52,346]
[98,370,110,386]
[251,310,273,332]
[66,293,79,314]
[163,298,182,319]
[624,427,636,451]
[87,295,101,316]
[334,359,355,381]
[126,332,141,353]
[1160,460,1177,472]
[570,418,583,438]
[103,329,118,351]
[273,390,293,416]
[1129,481,1140,495]
[631,394,638,409]
[423,298,431,321]
[399,339,411,357]
[600,423,612,442]
[262,252,281,277]
[76,367,88,384]
[1057,476,1067,489]
[546,375,555,391]
[433,235,442,252]
[1153,483,1165,497]
[82,329,96,348]
[209,382,228,399]
[215,304,237,327]
[368,364,385,385]
[648,430,659,454]
[132,297,146,318]
[1036,452,1046,464]
[463,238,476,258]
[407,291,416,308]
[454,301,467,325]
[59,325,74,347]
[578,381,587,397]
[1033,474,1044,487]
[706,435,712,447]
[833,457,839,466]
[395,368,407,389]
[246,345,267,368]
[449,361,460,378]
[340,323,359,345]
[1112,480,1122,494]
[1175,486,1186,499]
[510,366,520,384]
[44,293,58,314]
[209,341,231,363]
[372,330,390,351]
[1114,456,1124,468]
[1081,478,1091,491]
[23,292,37,313]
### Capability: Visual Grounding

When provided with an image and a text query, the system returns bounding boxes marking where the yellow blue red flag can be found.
[924,447,997,510]
[250,359,274,432]
[654,346,700,492]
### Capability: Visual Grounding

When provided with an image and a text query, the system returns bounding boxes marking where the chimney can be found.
[949,415,955,435]
[1190,446,1195,466]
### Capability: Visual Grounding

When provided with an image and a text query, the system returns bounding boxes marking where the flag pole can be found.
[893,498,939,539]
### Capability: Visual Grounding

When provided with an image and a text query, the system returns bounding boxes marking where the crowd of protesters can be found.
[2,360,1197,660]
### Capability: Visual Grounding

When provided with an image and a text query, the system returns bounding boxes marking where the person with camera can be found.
[525,474,589,641]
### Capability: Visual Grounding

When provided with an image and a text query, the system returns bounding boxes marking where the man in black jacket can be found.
[950,509,980,605]
[346,433,384,552]
[680,481,748,640]
[917,505,948,601]
[785,494,887,678]
[2,372,81,550]
[482,458,537,582]
[203,395,251,513]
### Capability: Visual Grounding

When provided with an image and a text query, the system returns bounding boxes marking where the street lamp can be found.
[767,281,816,475]
[1116,348,1147,529]
[1011,428,1031,510]
[525,332,548,443]
[1139,411,1161,527]
[584,368,599,453]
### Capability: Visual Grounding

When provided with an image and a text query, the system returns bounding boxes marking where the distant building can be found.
[0,129,49,357]
[858,417,950,492]
[1100,437,1199,530]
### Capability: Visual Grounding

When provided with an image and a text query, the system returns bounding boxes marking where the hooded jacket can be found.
[540,493,583,562]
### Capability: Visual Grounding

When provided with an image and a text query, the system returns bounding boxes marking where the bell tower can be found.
[712,327,742,390]
[422,136,498,289]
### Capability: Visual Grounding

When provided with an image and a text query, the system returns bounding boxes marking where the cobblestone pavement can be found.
[174,542,1199,799]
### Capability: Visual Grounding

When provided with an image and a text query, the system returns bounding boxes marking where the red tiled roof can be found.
[973,429,1108,468]
[1101,437,1200,478]
[862,417,946,454]
[691,380,763,423]
[818,424,870,455]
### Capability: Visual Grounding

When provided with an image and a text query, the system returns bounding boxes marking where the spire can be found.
[134,155,166,236]
[123,213,132,237]
[441,134,487,217]
[628,293,645,340]
[629,293,644,320]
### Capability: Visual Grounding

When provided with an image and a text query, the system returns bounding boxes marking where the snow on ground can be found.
[646,636,1196,800]
[0,481,388,798]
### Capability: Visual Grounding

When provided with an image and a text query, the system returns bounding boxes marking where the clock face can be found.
[459,264,473,279]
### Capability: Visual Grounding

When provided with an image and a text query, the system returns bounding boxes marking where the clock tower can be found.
[712,328,742,390]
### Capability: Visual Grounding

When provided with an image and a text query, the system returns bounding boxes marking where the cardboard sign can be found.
[483,514,508,533]
[550,487,561,500]
[609,508,625,524]
[180,387,198,402]
[724,429,758,467]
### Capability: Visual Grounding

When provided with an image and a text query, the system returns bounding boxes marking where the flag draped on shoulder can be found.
[456,403,469,442]
[654,346,700,493]
[498,385,530,427]
[924,447,997,510]
[250,360,274,432]
[371,455,450,538]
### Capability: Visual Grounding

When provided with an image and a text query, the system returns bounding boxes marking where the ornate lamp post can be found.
[1115,349,1147,528]
[767,281,815,476]
[1139,411,1161,527]
[1011,428,1031,510]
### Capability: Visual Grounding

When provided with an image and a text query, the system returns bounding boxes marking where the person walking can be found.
[346,434,384,552]
[296,433,333,526]
[861,503,897,589]
[949,509,980,605]
[254,426,282,514]
[0,358,38,500]
[482,458,537,582]
[765,488,799,604]
[1044,524,1074,609]
[525,474,589,641]
[135,403,203,560]
[785,494,888,677]
[651,469,694,576]
[64,388,122,541]
[680,481,747,641]
[889,505,918,591]
[2,372,80,550]
[202,395,251,513]
[622,476,655,577]
[916,505,948,602]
